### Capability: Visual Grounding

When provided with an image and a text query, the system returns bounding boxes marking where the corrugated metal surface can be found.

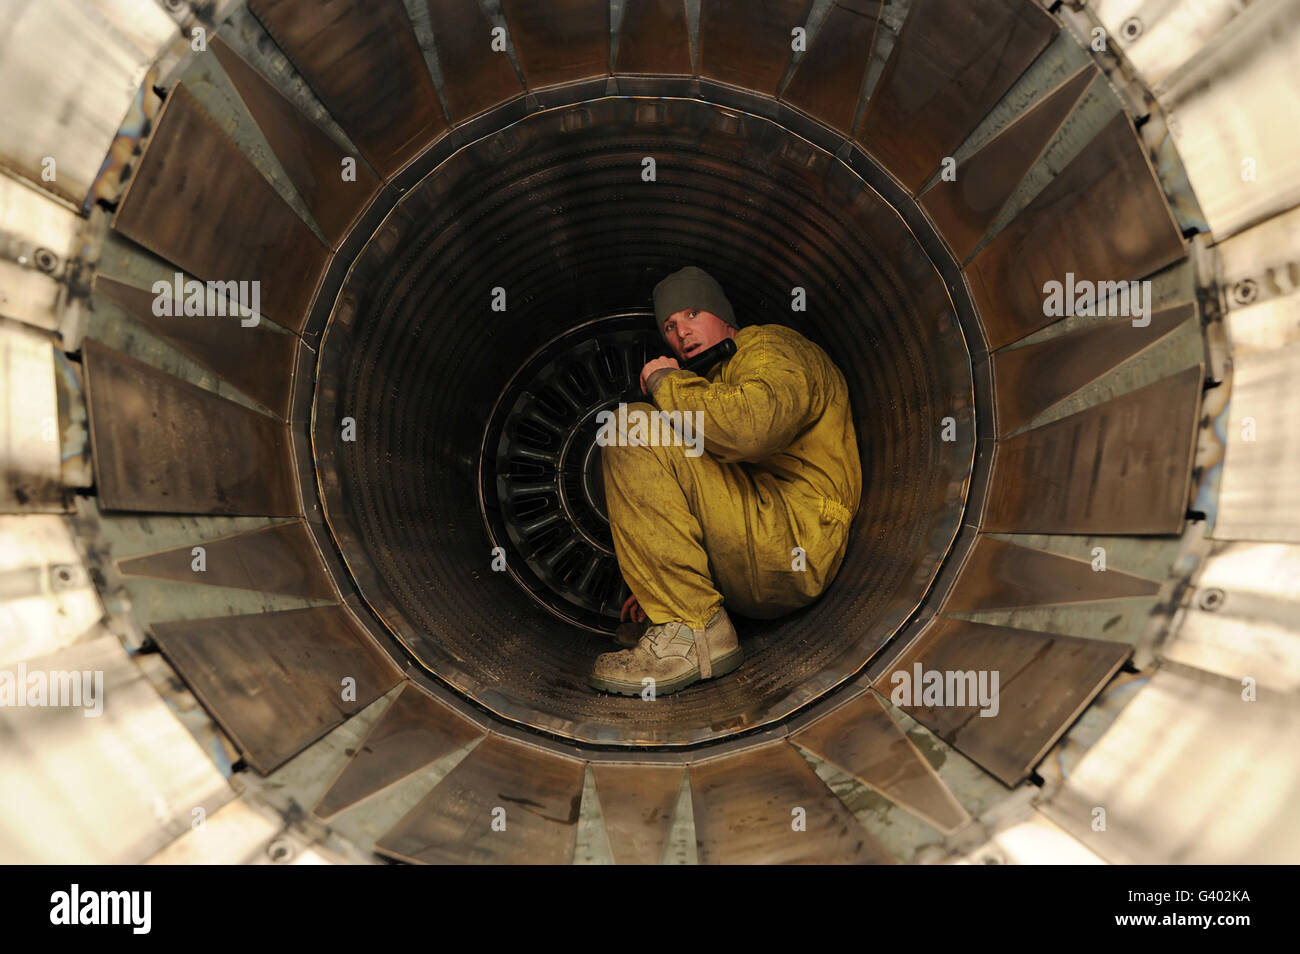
[1092,0,1247,89]
[1039,667,1300,864]
[0,0,177,205]
[0,173,80,333]
[0,322,63,512]
[1165,542,1300,691]
[0,515,102,665]
[1213,342,1300,541]
[0,636,233,863]
[1155,0,1300,241]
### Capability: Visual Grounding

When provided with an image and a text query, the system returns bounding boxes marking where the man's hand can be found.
[639,356,680,394]
[620,594,647,623]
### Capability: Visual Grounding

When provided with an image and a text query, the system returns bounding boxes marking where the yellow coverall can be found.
[601,323,862,632]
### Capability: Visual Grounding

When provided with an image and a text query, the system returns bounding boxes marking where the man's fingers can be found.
[620,593,647,623]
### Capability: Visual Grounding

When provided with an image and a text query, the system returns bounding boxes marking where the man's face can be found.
[663,308,735,362]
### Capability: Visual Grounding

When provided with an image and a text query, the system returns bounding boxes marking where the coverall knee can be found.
[601,401,850,632]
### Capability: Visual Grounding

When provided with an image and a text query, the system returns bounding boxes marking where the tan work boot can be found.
[589,609,743,696]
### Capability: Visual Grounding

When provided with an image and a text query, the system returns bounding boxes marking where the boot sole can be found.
[589,646,744,696]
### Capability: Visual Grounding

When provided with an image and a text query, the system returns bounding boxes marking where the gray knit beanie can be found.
[652,266,738,342]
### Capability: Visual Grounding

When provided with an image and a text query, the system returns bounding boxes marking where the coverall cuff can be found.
[645,367,684,398]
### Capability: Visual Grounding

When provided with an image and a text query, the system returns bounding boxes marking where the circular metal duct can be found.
[312,95,976,744]
[11,0,1299,867]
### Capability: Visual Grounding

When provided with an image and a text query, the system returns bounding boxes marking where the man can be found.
[590,265,862,695]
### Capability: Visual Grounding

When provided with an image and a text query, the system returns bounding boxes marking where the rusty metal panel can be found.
[590,763,685,865]
[993,303,1193,435]
[117,521,336,600]
[967,112,1187,350]
[791,690,970,833]
[856,0,1057,193]
[614,0,692,75]
[699,0,813,96]
[249,0,447,178]
[112,85,328,334]
[211,37,383,248]
[690,741,891,864]
[921,65,1096,262]
[314,684,485,819]
[374,734,585,864]
[781,1,883,133]
[872,617,1131,786]
[942,536,1159,612]
[149,606,403,774]
[501,0,609,88]
[82,339,300,516]
[93,275,298,421]
[428,0,526,122]
[983,366,1204,534]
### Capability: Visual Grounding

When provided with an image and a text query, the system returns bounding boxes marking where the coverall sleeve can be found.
[648,339,818,462]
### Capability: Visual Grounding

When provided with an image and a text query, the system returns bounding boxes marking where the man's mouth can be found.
[684,343,701,357]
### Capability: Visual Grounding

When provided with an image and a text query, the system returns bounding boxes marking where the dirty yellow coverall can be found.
[601,323,862,632]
